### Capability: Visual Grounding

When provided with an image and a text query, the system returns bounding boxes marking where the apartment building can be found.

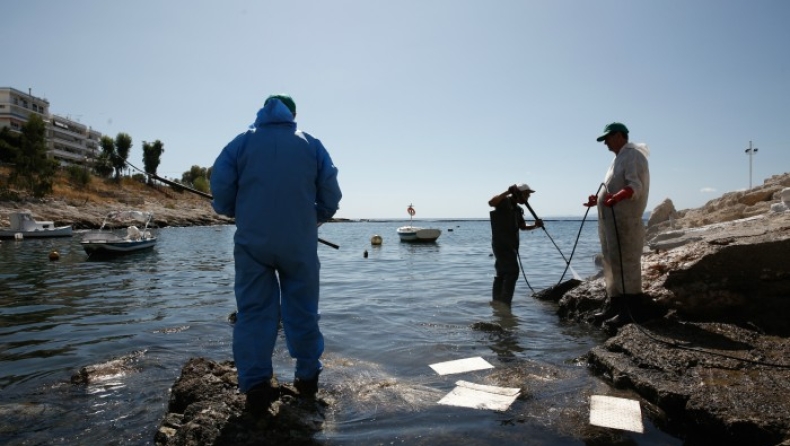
[0,87,101,166]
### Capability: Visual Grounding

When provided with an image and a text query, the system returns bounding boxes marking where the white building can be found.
[0,87,101,166]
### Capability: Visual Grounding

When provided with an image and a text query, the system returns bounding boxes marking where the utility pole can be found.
[745,141,758,189]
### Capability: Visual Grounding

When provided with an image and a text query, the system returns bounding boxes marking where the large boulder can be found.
[645,198,679,240]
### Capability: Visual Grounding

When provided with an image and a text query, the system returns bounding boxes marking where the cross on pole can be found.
[745,141,759,189]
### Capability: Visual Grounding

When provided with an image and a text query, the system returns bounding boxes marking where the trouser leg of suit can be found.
[598,213,645,298]
[493,246,520,305]
[233,245,281,393]
[492,276,503,301]
[278,253,324,381]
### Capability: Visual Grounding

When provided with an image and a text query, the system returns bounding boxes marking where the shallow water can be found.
[0,220,682,445]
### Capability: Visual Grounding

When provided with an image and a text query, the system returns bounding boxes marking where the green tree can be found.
[181,165,208,186]
[180,165,211,194]
[142,140,165,183]
[0,126,19,163]
[192,176,210,194]
[94,135,116,178]
[9,114,58,197]
[113,132,132,181]
[66,164,91,186]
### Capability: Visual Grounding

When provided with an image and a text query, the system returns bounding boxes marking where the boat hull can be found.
[0,227,73,239]
[397,226,441,242]
[81,239,157,255]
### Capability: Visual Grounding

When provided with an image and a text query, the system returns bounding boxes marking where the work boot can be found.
[294,370,320,398]
[497,276,517,307]
[593,295,620,324]
[245,378,280,413]
[603,295,633,330]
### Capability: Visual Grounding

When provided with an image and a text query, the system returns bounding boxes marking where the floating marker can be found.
[589,395,644,433]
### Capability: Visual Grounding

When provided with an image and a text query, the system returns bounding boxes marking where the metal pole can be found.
[745,141,759,189]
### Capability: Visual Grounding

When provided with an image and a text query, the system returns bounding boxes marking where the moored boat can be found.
[81,210,157,256]
[397,204,441,243]
[0,211,73,239]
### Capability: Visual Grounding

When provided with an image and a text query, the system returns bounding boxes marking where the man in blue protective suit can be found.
[210,94,342,412]
[584,122,650,331]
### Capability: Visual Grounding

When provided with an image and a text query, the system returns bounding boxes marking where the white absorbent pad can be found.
[429,357,494,375]
[589,395,644,433]
[437,380,520,411]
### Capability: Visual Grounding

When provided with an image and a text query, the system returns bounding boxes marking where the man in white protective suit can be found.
[583,122,650,330]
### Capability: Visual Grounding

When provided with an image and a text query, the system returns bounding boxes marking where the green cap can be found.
[596,122,629,142]
[265,94,296,115]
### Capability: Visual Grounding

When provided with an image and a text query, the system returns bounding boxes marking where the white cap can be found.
[516,183,535,193]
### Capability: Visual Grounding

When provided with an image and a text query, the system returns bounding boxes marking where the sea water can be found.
[0,220,681,445]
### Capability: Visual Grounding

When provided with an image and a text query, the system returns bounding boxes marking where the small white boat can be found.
[0,211,73,239]
[397,226,441,242]
[81,210,157,256]
[397,204,441,243]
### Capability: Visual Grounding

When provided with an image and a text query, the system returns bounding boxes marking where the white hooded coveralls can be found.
[597,143,650,297]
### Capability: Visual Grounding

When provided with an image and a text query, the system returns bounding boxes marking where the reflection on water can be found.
[0,221,681,445]
[488,301,526,359]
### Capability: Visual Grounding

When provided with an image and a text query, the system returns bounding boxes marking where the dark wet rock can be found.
[70,350,146,385]
[155,357,325,446]
[532,278,582,301]
[470,321,505,333]
[587,321,790,445]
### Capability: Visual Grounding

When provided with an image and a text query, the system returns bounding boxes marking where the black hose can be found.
[510,198,535,293]
[524,202,570,265]
[556,183,607,285]
[515,248,535,294]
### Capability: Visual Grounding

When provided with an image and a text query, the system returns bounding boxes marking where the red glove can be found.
[583,195,597,207]
[603,187,634,207]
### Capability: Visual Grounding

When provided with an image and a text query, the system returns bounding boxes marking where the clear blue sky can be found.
[4,1,788,219]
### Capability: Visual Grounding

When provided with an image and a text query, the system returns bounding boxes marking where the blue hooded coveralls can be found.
[211,98,342,392]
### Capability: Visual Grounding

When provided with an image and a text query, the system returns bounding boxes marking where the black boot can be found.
[603,295,632,330]
[497,276,517,307]
[593,295,619,324]
[245,377,280,413]
[294,370,321,398]
[492,277,504,302]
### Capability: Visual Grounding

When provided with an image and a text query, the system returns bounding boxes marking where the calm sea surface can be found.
[0,220,681,445]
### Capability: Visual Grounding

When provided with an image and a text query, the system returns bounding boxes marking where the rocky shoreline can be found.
[0,194,233,229]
